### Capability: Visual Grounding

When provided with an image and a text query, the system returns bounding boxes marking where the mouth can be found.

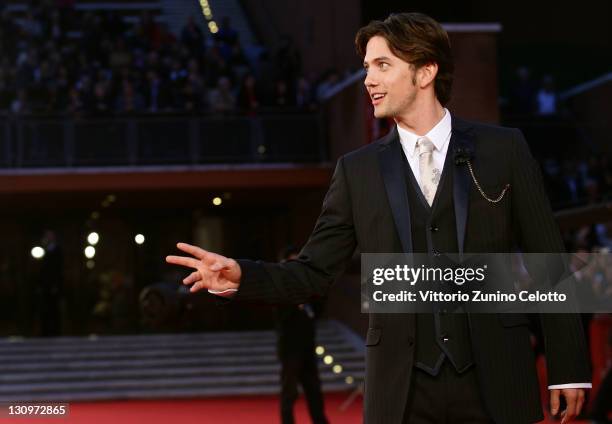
[371,93,386,106]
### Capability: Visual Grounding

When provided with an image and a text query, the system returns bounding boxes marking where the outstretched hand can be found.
[166,243,241,294]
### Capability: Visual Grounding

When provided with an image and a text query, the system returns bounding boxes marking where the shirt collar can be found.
[397,108,452,157]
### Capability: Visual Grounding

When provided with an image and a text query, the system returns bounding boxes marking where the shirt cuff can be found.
[207,288,238,298]
[548,383,592,390]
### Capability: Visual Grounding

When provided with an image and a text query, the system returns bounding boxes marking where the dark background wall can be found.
[362,0,612,93]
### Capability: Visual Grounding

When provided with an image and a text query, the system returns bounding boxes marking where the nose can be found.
[364,71,377,89]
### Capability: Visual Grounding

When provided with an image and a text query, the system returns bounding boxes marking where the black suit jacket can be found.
[234,116,591,424]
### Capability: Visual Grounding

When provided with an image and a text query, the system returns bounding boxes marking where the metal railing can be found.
[0,111,327,168]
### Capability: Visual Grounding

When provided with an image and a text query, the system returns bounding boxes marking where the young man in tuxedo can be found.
[167,12,591,424]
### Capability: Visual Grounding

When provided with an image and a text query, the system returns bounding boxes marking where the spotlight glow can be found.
[135,234,145,245]
[87,232,99,245]
[315,346,325,355]
[323,355,333,365]
[345,376,354,384]
[31,246,45,259]
[212,197,222,206]
[84,246,96,259]
[332,364,343,374]
[86,260,95,269]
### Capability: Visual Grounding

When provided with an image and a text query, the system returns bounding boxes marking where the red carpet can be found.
[0,393,591,423]
[0,352,601,424]
[0,393,591,424]
[2,350,602,424]
[0,392,362,424]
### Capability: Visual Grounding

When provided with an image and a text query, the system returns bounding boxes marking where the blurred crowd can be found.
[0,1,327,116]
[502,66,612,209]
[564,223,612,307]
[506,66,561,117]
[542,154,612,209]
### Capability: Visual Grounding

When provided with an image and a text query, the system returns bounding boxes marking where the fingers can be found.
[167,249,226,271]
[176,243,209,260]
[167,244,238,293]
[189,280,207,293]
[550,389,560,416]
[183,271,200,285]
[166,255,201,269]
[180,269,216,292]
[167,255,231,277]
[559,390,579,424]
[576,390,585,416]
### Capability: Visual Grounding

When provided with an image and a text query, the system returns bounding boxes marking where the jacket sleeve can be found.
[232,156,358,305]
[510,128,591,386]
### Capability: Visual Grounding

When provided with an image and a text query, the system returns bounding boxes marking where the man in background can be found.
[276,245,328,424]
[38,229,64,336]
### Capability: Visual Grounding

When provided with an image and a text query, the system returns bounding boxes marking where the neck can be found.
[394,98,445,136]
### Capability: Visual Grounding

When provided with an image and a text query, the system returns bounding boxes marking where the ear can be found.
[417,62,439,88]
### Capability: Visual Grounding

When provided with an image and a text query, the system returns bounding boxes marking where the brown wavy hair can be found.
[355,12,454,105]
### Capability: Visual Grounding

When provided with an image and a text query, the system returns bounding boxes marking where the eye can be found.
[379,62,389,70]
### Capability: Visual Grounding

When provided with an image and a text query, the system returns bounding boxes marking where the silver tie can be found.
[416,137,441,206]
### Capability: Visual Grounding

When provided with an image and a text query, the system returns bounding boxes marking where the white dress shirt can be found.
[397,108,452,190]
[396,109,591,390]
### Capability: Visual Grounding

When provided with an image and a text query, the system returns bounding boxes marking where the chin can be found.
[373,108,387,119]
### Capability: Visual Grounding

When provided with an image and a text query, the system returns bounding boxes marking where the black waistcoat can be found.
[402,144,474,376]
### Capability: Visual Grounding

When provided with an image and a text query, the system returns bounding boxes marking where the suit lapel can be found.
[451,117,475,257]
[377,127,413,253]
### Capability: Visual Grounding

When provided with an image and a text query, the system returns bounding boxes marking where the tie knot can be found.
[416,137,434,156]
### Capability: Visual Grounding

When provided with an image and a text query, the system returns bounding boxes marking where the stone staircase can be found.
[207,0,258,46]
[160,0,205,37]
[161,0,258,47]
[0,320,364,402]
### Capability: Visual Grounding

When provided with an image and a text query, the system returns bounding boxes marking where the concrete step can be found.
[0,326,341,347]
[0,361,366,384]
[0,350,364,373]
[0,371,365,395]
[0,320,365,401]
[0,340,355,363]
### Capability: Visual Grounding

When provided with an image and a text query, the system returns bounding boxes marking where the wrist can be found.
[208,288,238,298]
